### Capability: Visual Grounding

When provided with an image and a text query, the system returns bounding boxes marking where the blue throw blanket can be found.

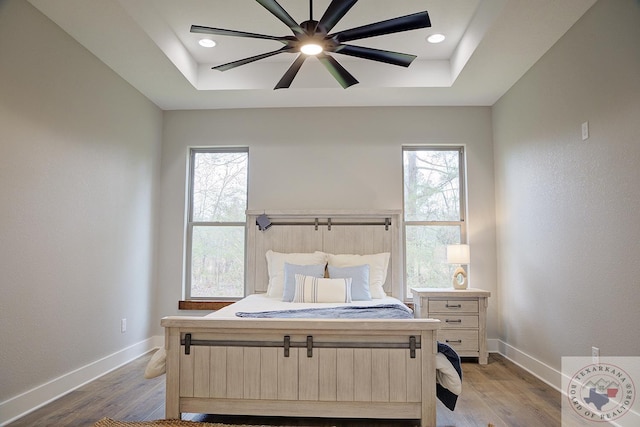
[235,304,414,319]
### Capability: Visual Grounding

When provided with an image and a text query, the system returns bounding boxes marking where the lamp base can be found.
[452,266,468,290]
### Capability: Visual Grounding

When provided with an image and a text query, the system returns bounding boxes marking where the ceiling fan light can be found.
[198,38,216,48]
[300,43,323,55]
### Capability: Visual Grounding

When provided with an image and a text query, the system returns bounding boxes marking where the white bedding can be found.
[205,293,408,318]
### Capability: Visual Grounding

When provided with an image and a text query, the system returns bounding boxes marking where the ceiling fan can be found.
[191,0,431,89]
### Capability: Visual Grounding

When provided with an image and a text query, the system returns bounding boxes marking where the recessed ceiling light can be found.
[426,33,446,44]
[198,39,216,48]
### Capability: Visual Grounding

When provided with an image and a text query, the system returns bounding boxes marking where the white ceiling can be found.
[28,0,596,110]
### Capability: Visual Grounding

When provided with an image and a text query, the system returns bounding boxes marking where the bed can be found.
[159,211,457,427]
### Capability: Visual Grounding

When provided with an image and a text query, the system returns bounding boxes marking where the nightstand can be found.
[411,288,491,364]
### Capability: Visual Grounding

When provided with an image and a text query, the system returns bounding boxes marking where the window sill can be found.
[178,300,236,311]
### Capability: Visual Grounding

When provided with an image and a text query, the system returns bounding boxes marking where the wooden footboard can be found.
[161,317,440,427]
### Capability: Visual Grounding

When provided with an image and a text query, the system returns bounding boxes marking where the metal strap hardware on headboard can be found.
[181,333,420,358]
[254,217,392,231]
[246,210,402,297]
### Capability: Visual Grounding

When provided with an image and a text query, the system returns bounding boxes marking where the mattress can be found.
[205,293,411,318]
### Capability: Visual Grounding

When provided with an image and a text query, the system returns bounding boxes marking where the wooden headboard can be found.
[245,210,403,298]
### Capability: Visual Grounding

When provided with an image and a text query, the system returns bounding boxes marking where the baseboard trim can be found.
[491,340,640,425]
[492,339,562,392]
[487,338,500,354]
[0,335,164,426]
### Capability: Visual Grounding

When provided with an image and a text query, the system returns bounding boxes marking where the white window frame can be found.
[184,147,248,300]
[402,146,467,297]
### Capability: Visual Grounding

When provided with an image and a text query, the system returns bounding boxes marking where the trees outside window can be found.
[403,147,466,297]
[185,148,248,299]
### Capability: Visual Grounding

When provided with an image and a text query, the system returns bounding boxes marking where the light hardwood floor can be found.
[7,352,564,427]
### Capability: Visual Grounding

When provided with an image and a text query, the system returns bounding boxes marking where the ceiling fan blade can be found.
[333,44,416,67]
[316,53,358,89]
[213,46,293,71]
[256,0,305,36]
[274,54,307,89]
[316,0,358,34]
[191,25,289,42]
[331,11,431,43]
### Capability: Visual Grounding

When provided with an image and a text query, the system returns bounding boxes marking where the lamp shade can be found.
[447,244,470,265]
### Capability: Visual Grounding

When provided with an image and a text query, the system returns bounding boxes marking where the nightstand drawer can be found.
[429,300,479,313]
[431,314,478,329]
[438,330,479,352]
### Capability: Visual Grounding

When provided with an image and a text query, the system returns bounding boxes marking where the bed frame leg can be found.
[165,327,181,419]
[421,330,437,427]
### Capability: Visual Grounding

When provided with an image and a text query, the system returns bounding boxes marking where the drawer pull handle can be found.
[446,339,462,344]
[445,319,462,323]
[446,304,462,308]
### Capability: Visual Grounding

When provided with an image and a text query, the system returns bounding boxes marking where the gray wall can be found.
[9,0,637,414]
[492,0,640,369]
[156,107,498,334]
[0,0,162,403]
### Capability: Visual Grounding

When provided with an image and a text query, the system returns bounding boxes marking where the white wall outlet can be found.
[582,121,589,140]
[121,318,127,333]
[592,346,599,364]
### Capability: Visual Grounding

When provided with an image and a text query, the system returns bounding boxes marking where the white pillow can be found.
[436,352,462,395]
[293,274,352,303]
[144,347,166,379]
[265,250,327,298]
[327,253,390,298]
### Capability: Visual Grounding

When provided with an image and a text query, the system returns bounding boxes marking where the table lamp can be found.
[447,244,470,290]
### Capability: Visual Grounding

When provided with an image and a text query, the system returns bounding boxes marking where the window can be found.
[185,148,248,299]
[403,147,466,296]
